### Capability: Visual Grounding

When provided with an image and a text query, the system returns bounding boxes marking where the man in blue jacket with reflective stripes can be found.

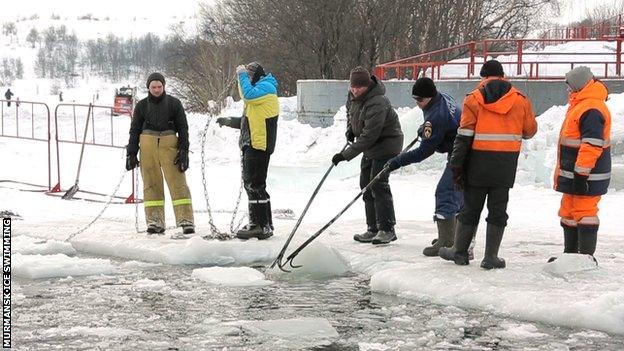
[386,78,469,256]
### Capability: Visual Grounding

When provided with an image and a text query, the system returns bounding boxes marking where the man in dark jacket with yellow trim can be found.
[126,72,195,235]
[217,62,279,240]
[332,66,404,245]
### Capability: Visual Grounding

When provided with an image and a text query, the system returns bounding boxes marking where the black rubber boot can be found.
[423,218,455,256]
[354,227,378,243]
[562,223,578,253]
[439,221,475,265]
[236,225,273,240]
[147,225,165,235]
[480,223,506,269]
[578,225,598,256]
[267,200,274,231]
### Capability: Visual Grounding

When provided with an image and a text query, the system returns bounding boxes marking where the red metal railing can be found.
[53,103,139,203]
[0,99,54,190]
[374,38,624,80]
[540,14,623,40]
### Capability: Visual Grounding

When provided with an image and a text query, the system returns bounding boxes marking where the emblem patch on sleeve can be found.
[422,121,433,139]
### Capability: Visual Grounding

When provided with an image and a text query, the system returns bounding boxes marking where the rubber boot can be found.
[354,226,378,243]
[578,225,598,256]
[439,221,475,265]
[563,223,579,253]
[480,223,506,269]
[237,203,260,239]
[423,218,454,256]
[267,200,274,231]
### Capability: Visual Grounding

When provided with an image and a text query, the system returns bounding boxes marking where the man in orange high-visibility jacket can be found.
[552,66,611,261]
[439,59,537,269]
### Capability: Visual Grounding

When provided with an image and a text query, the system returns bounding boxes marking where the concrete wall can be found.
[297,79,624,127]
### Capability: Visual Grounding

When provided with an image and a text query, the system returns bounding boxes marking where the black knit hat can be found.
[480,60,504,77]
[350,66,372,87]
[247,62,266,85]
[146,72,166,88]
[412,77,437,98]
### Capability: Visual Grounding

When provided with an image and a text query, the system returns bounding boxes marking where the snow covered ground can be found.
[3,88,624,338]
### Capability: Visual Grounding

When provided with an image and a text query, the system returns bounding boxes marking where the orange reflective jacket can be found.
[452,78,537,188]
[555,79,611,195]
[457,78,537,152]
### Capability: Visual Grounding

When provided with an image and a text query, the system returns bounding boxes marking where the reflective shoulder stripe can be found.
[581,138,605,147]
[559,170,611,181]
[474,133,522,141]
[457,128,475,137]
[561,138,581,147]
[578,216,600,225]
[145,200,165,207]
[172,198,192,206]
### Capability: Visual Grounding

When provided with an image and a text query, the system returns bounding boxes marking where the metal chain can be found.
[200,114,246,240]
[135,168,140,233]
[65,169,127,242]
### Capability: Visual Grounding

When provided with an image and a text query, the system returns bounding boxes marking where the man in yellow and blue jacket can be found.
[217,62,279,240]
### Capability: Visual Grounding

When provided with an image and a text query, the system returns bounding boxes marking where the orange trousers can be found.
[558,193,601,227]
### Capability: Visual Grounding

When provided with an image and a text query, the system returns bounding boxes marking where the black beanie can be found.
[350,66,372,87]
[412,77,437,98]
[247,62,266,85]
[480,60,504,77]
[146,72,166,88]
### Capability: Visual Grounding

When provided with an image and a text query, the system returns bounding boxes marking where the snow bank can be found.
[368,263,624,335]
[191,267,273,287]
[13,253,117,279]
[71,235,278,266]
[12,235,76,255]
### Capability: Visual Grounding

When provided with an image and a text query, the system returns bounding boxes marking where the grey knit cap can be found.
[565,66,593,92]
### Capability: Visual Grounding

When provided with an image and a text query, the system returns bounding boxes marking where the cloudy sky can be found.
[0,0,209,20]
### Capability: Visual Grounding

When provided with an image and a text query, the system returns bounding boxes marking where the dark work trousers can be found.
[434,162,463,221]
[242,147,272,227]
[458,185,509,227]
[360,155,396,231]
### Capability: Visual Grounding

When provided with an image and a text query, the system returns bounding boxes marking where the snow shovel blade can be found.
[61,184,79,200]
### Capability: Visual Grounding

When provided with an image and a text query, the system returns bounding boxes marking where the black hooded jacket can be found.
[127,92,190,155]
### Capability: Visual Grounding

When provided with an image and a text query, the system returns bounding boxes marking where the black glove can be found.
[332,153,345,166]
[345,129,355,143]
[573,173,589,195]
[216,117,231,127]
[174,150,189,172]
[452,166,464,191]
[125,154,139,171]
[385,157,401,172]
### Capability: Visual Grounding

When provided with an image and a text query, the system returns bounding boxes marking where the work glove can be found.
[236,65,247,74]
[125,145,139,171]
[125,154,139,171]
[452,166,464,191]
[345,129,355,143]
[385,157,402,172]
[573,172,589,195]
[174,149,189,172]
[332,153,345,166]
[216,117,231,127]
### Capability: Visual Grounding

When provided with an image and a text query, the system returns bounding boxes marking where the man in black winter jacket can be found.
[126,72,195,236]
[332,66,404,245]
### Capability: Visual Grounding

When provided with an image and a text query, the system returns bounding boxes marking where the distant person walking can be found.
[4,88,14,107]
[59,91,63,102]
